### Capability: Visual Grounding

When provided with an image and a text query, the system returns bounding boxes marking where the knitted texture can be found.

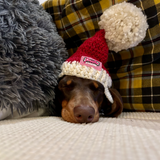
[98,2,148,52]
[66,30,109,72]
[60,30,113,103]
[1,113,160,160]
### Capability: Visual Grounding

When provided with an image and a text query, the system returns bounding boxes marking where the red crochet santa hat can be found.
[59,2,149,104]
[59,30,113,103]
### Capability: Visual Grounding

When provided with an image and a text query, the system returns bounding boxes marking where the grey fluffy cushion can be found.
[0,0,68,114]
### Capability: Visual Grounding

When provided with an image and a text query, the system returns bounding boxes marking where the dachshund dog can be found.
[55,75,123,123]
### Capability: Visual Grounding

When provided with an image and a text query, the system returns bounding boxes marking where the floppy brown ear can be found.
[101,88,123,117]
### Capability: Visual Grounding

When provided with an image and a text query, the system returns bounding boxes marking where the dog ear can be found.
[101,88,123,117]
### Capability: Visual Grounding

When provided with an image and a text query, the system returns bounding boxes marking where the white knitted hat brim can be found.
[59,61,113,103]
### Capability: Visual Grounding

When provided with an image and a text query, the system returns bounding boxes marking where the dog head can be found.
[55,75,123,123]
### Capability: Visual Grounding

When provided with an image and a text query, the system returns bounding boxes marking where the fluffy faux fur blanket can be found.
[0,0,68,118]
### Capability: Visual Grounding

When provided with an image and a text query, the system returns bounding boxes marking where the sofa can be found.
[1,112,160,160]
[1,0,160,159]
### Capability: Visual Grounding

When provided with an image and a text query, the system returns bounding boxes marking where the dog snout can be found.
[74,106,95,123]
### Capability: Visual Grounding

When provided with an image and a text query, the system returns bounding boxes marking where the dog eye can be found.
[62,80,75,90]
[89,82,104,92]
[89,82,99,91]
[66,80,72,86]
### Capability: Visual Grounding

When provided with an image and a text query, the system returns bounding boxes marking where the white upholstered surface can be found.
[0,112,160,160]
[38,0,46,4]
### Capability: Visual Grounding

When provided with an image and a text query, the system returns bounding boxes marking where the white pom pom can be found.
[98,2,148,52]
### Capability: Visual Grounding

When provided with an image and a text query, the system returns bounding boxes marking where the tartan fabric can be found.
[42,0,160,112]
[42,0,125,56]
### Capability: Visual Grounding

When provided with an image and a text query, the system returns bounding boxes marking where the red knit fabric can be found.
[60,29,113,103]
[66,29,109,72]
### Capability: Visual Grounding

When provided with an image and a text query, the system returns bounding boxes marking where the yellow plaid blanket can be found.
[42,0,160,112]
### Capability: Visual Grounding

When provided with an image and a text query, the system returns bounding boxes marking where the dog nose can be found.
[74,106,95,123]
